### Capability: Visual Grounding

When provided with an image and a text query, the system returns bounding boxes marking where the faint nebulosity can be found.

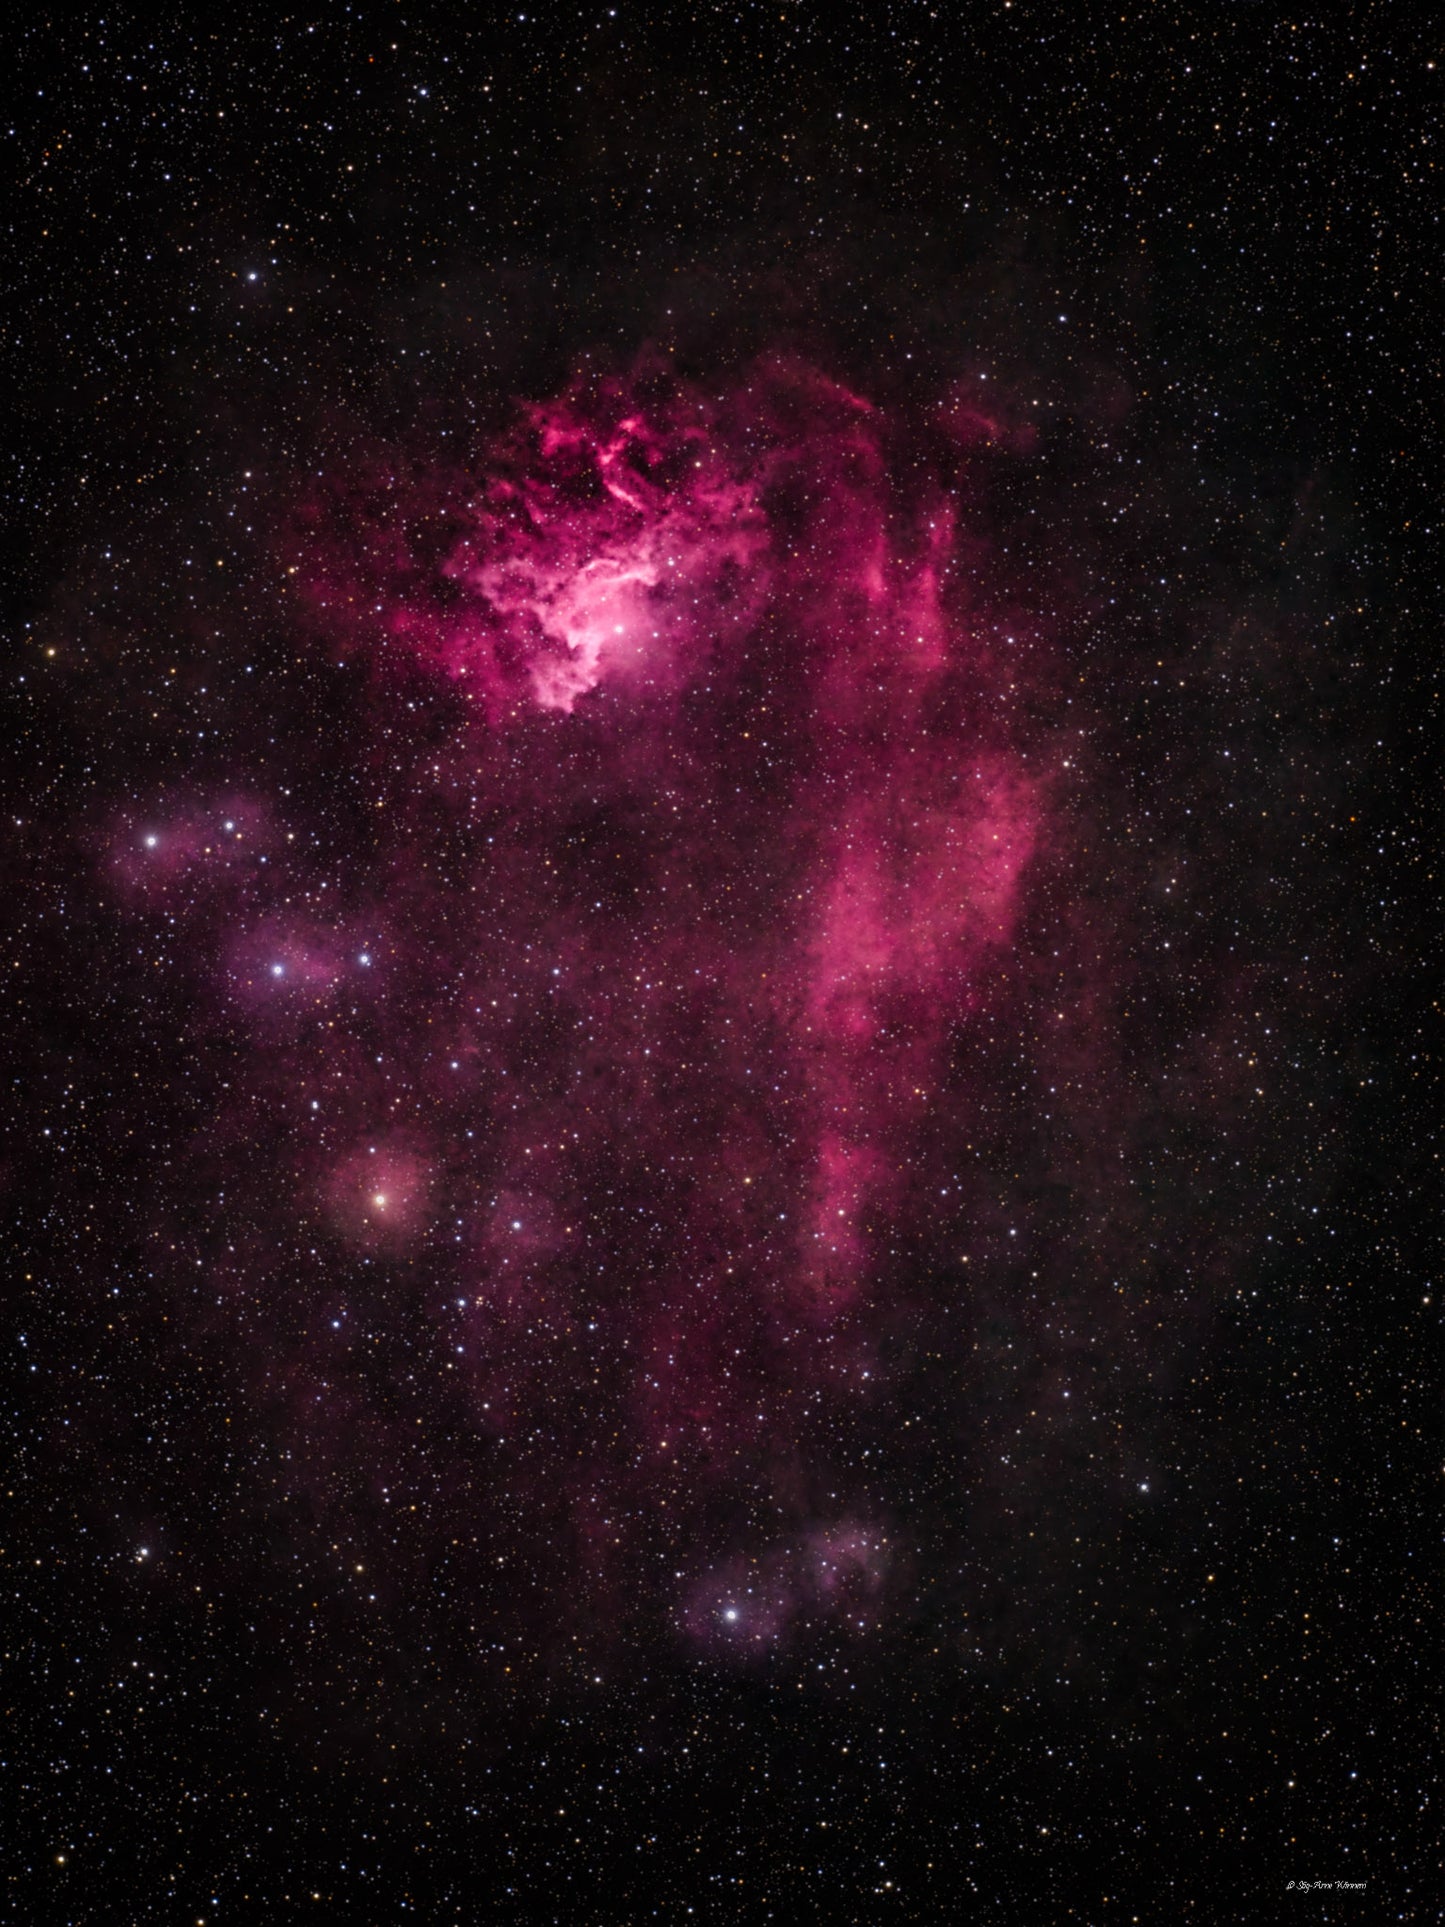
[6,6,1431,1919]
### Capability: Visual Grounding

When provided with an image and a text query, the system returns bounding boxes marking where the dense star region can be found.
[6,4,1433,1920]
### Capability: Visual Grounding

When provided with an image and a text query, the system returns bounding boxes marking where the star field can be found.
[4,4,1435,1921]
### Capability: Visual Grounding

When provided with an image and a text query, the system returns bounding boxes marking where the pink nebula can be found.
[322,1140,432,1249]
[270,355,1046,1650]
[105,796,277,904]
[680,1521,893,1656]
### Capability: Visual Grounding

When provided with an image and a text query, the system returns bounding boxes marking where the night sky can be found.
[5,5,1435,1920]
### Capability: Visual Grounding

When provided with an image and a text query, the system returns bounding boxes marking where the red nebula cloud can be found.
[265,354,1048,1649]
[105,795,278,905]
[323,1141,432,1249]
[226,923,346,994]
[679,1521,893,1656]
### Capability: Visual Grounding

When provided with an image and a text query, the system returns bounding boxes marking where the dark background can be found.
[4,4,1434,1920]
